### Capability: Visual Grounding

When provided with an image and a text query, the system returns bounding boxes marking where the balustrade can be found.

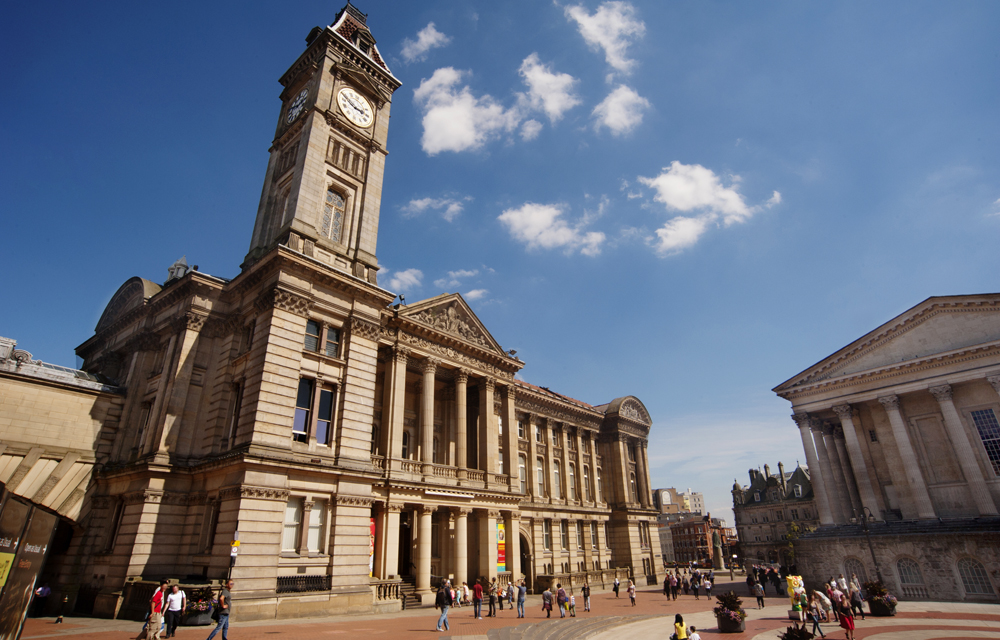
[467,469,485,482]
[431,464,458,478]
[371,578,402,601]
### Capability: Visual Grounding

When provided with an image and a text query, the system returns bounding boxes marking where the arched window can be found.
[896,558,927,598]
[568,464,577,500]
[957,558,994,596]
[518,454,527,493]
[630,473,638,503]
[583,466,592,501]
[401,431,410,459]
[553,461,562,499]
[322,186,346,243]
[844,557,868,585]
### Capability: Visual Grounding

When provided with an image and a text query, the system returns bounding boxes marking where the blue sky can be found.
[3,1,999,519]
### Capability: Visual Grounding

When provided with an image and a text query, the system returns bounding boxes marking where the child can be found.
[689,626,701,640]
[569,594,576,617]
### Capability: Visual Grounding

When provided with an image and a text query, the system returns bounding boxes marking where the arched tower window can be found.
[957,558,994,596]
[322,186,346,243]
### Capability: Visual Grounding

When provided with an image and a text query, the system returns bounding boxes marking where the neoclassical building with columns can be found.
[774,293,1000,602]
[26,4,661,621]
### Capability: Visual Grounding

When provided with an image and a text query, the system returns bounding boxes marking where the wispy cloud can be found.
[465,288,489,301]
[400,23,451,63]
[434,269,479,289]
[498,202,605,256]
[564,1,646,75]
[593,85,650,136]
[638,161,780,255]
[401,195,473,222]
[385,268,423,293]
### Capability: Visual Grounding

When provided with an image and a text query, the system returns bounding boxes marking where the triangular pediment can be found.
[338,64,391,103]
[774,293,1000,392]
[398,293,506,356]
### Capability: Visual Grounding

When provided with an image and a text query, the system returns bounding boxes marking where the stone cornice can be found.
[381,325,517,382]
[514,388,602,430]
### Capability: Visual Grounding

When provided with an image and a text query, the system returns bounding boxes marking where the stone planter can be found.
[868,600,896,617]
[183,608,214,626]
[716,612,747,633]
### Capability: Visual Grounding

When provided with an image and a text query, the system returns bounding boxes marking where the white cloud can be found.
[638,161,780,255]
[518,53,581,123]
[386,268,423,292]
[465,289,489,301]
[592,85,649,136]
[498,203,605,256]
[564,1,645,74]
[400,23,451,63]
[413,68,521,155]
[401,195,472,222]
[520,119,543,141]
[434,269,479,289]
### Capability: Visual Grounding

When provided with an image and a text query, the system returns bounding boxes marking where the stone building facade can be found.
[731,462,820,568]
[774,293,1000,602]
[7,4,661,621]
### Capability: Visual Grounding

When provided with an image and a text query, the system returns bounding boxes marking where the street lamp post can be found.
[851,508,884,584]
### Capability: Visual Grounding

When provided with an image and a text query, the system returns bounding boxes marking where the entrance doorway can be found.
[398,511,413,577]
[519,534,531,592]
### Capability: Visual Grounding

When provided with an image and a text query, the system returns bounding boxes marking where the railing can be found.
[498,571,513,589]
[467,469,485,482]
[492,474,510,488]
[371,455,386,470]
[900,584,929,599]
[400,459,422,473]
[276,574,332,594]
[371,578,402,601]
[432,464,458,478]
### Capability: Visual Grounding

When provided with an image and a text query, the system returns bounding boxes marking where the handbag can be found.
[211,607,220,622]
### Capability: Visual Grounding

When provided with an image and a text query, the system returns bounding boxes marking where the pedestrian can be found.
[164,584,185,638]
[496,577,504,612]
[473,578,483,619]
[671,573,679,600]
[582,581,591,612]
[556,583,567,618]
[746,572,756,597]
[704,577,712,600]
[507,581,515,613]
[815,589,833,622]
[147,580,169,640]
[462,581,470,606]
[435,580,452,632]
[205,579,233,640]
[849,573,861,594]
[837,574,849,593]
[691,576,700,600]
[569,594,576,617]
[488,577,497,617]
[849,586,866,620]
[808,593,827,638]
[838,593,856,640]
[613,577,620,598]
[627,580,636,606]
[827,583,842,622]
[542,585,553,618]
[517,580,527,618]
[664,576,671,599]
[753,581,765,609]
[672,613,688,640]
[32,584,51,617]
[689,625,701,640]
[682,577,690,596]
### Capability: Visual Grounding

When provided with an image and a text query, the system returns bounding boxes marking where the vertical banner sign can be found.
[369,518,375,577]
[496,523,506,572]
[0,500,30,591]
[0,506,57,640]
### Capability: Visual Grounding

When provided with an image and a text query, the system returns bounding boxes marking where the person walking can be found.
[627,580,636,606]
[498,579,505,612]
[753,581,765,609]
[672,613,688,640]
[703,576,712,600]
[837,574,849,593]
[472,579,483,619]
[581,581,591,612]
[556,583,567,618]
[206,580,233,640]
[517,580,527,618]
[691,575,700,600]
[808,593,827,638]
[434,580,452,632]
[613,577,620,598]
[816,589,833,623]
[542,586,553,618]
[461,581,470,606]
[569,594,577,617]
[746,571,756,597]
[507,581,516,614]
[671,573,679,600]
[147,580,169,640]
[689,626,701,640]
[849,586,866,620]
[838,593,856,640]
[163,584,186,638]
[488,578,497,617]
[682,576,690,596]
[664,576,671,600]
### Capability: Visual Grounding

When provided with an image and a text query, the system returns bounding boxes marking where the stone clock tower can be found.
[244,2,401,284]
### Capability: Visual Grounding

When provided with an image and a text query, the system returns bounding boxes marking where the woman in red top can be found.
[472,579,484,619]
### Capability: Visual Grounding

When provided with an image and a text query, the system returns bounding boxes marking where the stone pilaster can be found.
[502,385,518,491]
[928,385,998,516]
[526,414,539,498]
[878,395,935,519]
[382,346,408,460]
[479,509,499,581]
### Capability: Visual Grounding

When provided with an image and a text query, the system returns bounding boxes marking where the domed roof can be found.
[95,277,162,333]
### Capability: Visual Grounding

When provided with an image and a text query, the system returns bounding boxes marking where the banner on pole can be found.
[496,522,506,572]
[369,518,376,577]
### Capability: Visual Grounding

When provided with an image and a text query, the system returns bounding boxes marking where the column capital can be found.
[419,504,438,515]
[479,376,496,392]
[501,384,516,400]
[832,404,854,420]
[486,509,502,519]
[791,413,811,429]
[302,500,315,511]
[808,416,825,432]
[421,357,440,374]
[987,374,1000,395]
[392,345,410,364]
[928,384,953,402]
[508,510,522,520]
[455,368,470,384]
[878,395,900,411]
[453,507,473,517]
[386,503,404,513]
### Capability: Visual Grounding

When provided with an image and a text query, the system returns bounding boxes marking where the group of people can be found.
[746,564,785,598]
[799,573,865,640]
[434,576,533,631]
[143,579,233,640]
[660,569,715,601]
[611,576,637,605]
[670,614,701,640]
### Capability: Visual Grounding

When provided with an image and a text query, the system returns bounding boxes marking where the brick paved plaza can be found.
[18,576,1000,640]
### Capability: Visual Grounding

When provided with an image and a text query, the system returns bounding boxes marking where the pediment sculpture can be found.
[412,301,490,349]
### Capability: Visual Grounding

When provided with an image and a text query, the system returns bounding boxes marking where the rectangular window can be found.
[553,460,562,499]
[583,466,592,501]
[577,522,584,549]
[543,520,552,550]
[582,438,589,454]
[568,434,575,451]
[869,429,879,443]
[518,420,525,438]
[590,522,598,549]
[597,468,604,502]
[226,383,243,449]
[293,379,313,443]
[307,499,327,553]
[201,501,220,553]
[316,387,334,445]
[970,409,1000,475]
[240,320,255,354]
[324,327,340,358]
[560,520,569,549]
[535,425,542,442]
[305,320,321,352]
[536,457,546,496]
[282,497,303,552]
[518,454,527,493]
[793,484,802,498]
[569,464,577,500]
[791,509,799,520]
[105,501,125,553]
[552,430,559,446]
[604,522,611,549]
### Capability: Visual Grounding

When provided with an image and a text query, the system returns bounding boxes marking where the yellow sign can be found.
[0,552,14,588]
[231,540,240,547]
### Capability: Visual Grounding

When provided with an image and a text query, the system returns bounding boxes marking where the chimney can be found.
[764,463,771,479]
[778,462,787,490]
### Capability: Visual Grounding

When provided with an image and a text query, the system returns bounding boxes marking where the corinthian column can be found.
[416,505,436,598]
[929,385,998,516]
[878,395,935,519]
[453,507,470,587]
[821,425,853,523]
[421,358,439,475]
[455,369,469,480]
[793,413,834,526]
[832,404,882,521]
[812,420,846,524]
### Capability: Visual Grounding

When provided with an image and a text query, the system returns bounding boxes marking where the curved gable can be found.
[95,277,162,333]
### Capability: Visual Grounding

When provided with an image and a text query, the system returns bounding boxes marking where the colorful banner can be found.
[0,503,57,640]
[496,522,506,572]
[369,518,376,577]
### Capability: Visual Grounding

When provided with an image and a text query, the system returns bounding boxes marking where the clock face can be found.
[337,87,374,128]
[286,88,309,124]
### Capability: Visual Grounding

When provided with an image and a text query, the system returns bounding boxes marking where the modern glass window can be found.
[568,464,577,500]
[322,186,346,242]
[536,457,546,496]
[316,387,334,445]
[553,461,562,499]
[957,558,993,595]
[583,466,592,501]
[282,497,303,552]
[577,522,584,549]
[970,409,1000,475]
[305,320,321,352]
[560,520,569,549]
[518,454,527,493]
[590,522,598,549]
[543,520,552,550]
[293,379,313,443]
[307,499,327,553]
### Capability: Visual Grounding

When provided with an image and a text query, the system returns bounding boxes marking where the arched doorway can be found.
[519,534,532,592]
